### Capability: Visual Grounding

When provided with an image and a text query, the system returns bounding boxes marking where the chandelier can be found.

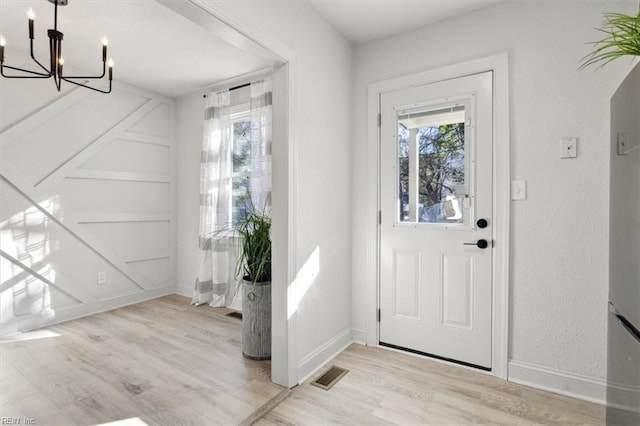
[0,0,113,94]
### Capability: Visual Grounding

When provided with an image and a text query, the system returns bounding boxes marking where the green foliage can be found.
[398,123,465,217]
[580,7,640,70]
[235,204,271,285]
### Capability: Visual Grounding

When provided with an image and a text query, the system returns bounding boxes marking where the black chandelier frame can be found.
[0,0,113,94]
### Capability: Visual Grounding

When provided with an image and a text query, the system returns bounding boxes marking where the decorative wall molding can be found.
[34,99,158,188]
[0,83,176,335]
[0,249,85,303]
[0,174,152,291]
[0,86,91,146]
[120,131,172,146]
[65,170,170,184]
[125,251,171,264]
[508,360,607,405]
[69,213,171,224]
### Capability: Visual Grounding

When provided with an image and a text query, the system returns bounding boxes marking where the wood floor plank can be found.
[0,357,40,407]
[1,296,606,426]
[0,295,282,426]
[0,389,77,425]
[257,343,605,426]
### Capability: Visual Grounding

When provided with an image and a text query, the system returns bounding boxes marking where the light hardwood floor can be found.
[0,295,286,425]
[1,295,605,425]
[258,345,605,425]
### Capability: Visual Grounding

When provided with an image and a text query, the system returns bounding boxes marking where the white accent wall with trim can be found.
[1,72,177,336]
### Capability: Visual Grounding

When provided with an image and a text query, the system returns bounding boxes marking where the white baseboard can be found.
[297,327,354,385]
[1,287,174,337]
[175,283,194,298]
[508,360,607,405]
[352,327,367,345]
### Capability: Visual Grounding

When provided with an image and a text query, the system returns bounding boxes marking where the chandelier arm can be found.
[62,61,106,79]
[61,77,112,94]
[0,64,51,78]
[29,39,50,74]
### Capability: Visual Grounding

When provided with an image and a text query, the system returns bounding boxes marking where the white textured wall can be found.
[0,66,176,336]
[351,0,637,382]
[610,63,640,325]
[175,91,203,299]
[191,0,353,382]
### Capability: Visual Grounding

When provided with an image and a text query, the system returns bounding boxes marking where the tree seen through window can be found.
[398,122,465,223]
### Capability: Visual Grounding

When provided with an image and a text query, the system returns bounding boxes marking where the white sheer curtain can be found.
[193,89,234,307]
[192,78,272,307]
[249,78,272,211]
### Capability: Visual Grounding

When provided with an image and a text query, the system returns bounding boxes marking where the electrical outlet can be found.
[97,271,107,285]
[560,137,578,159]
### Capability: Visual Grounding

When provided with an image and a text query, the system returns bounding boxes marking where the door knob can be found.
[477,219,488,229]
[464,239,489,249]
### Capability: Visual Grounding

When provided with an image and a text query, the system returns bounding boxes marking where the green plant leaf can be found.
[235,200,272,285]
[580,9,640,70]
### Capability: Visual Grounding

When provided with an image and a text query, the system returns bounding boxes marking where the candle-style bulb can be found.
[58,58,64,66]
[27,9,35,39]
[102,38,108,62]
[27,9,36,40]
[0,35,5,63]
[108,58,113,81]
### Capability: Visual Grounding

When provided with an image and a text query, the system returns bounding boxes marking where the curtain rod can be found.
[203,82,250,99]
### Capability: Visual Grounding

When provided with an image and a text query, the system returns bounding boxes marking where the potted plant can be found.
[235,205,272,360]
[580,6,640,69]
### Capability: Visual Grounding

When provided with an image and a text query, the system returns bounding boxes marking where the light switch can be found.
[511,180,527,201]
[617,133,629,155]
[560,137,578,159]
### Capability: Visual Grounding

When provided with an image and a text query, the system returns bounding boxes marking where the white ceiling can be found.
[0,0,506,97]
[308,0,504,44]
[0,0,277,97]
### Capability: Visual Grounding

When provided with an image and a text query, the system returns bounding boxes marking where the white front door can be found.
[379,71,493,369]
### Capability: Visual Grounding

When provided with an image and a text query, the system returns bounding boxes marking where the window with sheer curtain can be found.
[192,78,272,308]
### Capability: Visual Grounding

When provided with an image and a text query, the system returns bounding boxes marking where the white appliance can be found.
[607,63,640,425]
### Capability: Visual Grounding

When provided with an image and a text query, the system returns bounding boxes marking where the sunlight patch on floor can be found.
[0,329,60,343]
[95,417,150,426]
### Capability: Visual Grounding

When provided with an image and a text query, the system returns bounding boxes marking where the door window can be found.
[396,103,469,226]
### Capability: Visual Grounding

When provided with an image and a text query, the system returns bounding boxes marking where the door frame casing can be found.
[159,0,299,387]
[365,54,510,378]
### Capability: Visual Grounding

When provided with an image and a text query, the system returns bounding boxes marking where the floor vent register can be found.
[310,365,349,390]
